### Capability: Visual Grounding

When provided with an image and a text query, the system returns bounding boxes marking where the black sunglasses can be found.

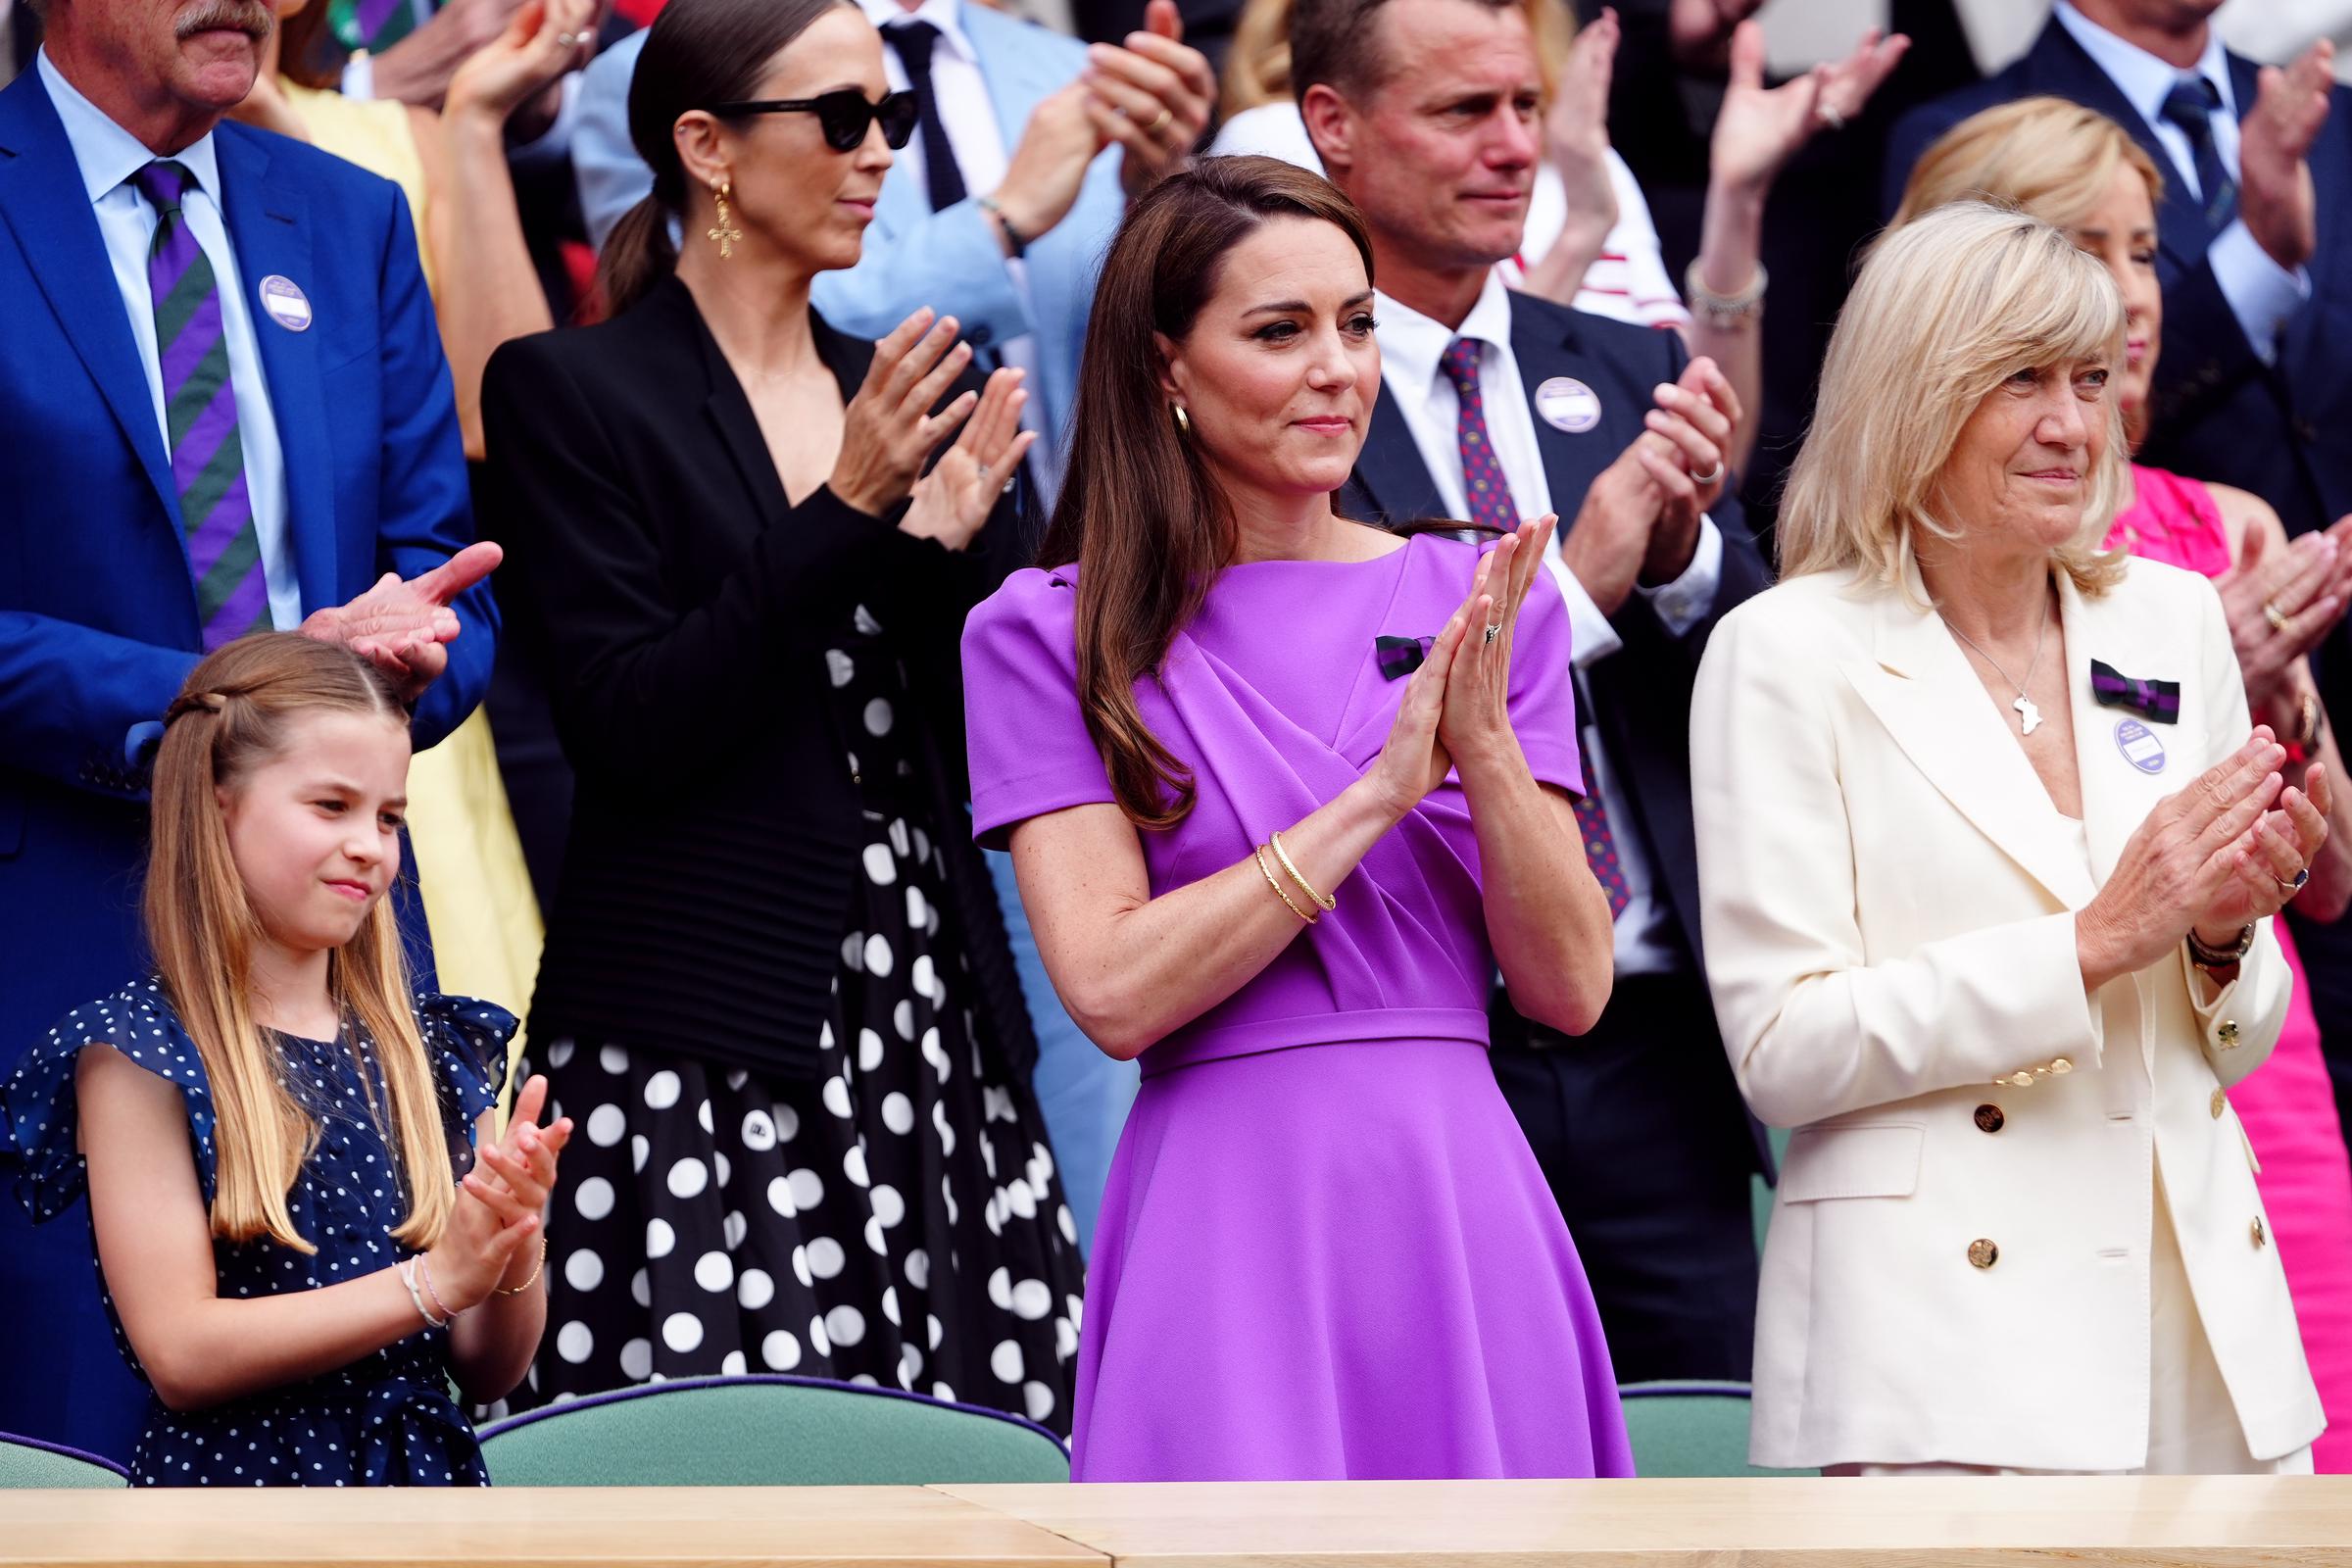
[708,89,919,153]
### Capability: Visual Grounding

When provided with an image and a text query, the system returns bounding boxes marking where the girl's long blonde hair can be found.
[146,634,457,1255]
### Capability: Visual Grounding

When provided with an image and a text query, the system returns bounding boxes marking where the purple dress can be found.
[962,531,1632,1481]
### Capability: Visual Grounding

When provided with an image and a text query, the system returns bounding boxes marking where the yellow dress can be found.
[281,78,547,1038]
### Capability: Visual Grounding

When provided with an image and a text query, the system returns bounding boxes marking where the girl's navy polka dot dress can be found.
[0,979,514,1486]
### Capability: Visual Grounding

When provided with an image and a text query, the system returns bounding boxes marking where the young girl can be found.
[0,634,570,1486]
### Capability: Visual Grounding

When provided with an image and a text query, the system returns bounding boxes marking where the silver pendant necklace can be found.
[1943,599,2053,736]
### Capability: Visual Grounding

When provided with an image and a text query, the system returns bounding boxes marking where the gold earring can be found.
[707,178,742,259]
[1172,404,1191,437]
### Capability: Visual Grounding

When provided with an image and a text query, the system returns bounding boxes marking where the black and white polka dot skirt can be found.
[508,614,1087,1435]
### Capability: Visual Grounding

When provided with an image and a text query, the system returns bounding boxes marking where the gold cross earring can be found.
[708,178,741,259]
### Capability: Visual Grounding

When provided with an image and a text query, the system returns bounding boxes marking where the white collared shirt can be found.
[858,0,1053,496]
[1372,271,1722,974]
[2054,0,2309,366]
[39,49,299,633]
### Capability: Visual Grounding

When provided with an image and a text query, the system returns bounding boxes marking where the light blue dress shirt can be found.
[2054,1,2312,367]
[39,49,300,631]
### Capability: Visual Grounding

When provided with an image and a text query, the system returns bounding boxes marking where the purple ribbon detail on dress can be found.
[2090,659,2180,724]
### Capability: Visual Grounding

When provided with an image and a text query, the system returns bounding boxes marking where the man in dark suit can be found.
[0,0,498,1458]
[1295,0,1772,1380]
[1884,0,2352,1166]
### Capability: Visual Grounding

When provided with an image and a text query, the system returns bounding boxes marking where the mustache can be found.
[175,0,273,40]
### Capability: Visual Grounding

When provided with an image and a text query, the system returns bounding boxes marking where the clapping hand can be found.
[1544,8,1621,247]
[2077,730,2289,990]
[1439,517,1558,771]
[2195,763,2333,940]
[445,0,598,126]
[2241,41,2335,273]
[299,540,502,704]
[1085,0,1215,198]
[1709,22,1909,197]
[2216,516,2352,710]
[830,310,981,517]
[460,1074,573,1299]
[902,368,1037,552]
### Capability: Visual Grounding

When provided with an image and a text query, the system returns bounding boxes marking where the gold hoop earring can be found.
[707,178,742,260]
[1172,404,1192,437]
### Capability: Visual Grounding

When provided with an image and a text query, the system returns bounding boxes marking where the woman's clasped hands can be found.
[1366,516,1559,820]
[2077,728,2334,991]
[829,309,1035,552]
[424,1074,573,1313]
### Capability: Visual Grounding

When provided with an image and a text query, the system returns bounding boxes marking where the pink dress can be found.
[2111,464,2352,1472]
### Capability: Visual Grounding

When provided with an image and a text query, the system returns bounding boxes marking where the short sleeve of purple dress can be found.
[963,532,1632,1481]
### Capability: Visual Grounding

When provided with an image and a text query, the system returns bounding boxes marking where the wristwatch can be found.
[2282,688,2323,768]
[2186,923,2256,970]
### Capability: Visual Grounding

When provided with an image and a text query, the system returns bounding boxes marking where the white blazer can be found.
[1691,555,2321,1472]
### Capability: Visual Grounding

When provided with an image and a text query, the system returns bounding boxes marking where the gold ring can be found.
[1145,107,1174,137]
[2266,600,2291,633]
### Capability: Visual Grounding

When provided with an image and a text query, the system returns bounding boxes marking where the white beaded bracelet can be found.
[397,1257,448,1330]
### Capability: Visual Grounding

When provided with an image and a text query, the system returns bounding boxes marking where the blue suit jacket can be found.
[1884,18,2352,541]
[0,66,493,1459]
[573,7,1124,443]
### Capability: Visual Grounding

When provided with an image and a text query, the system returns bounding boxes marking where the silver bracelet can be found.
[397,1257,448,1330]
[1685,257,1767,325]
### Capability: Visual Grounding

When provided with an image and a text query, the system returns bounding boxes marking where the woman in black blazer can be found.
[479,0,1084,1430]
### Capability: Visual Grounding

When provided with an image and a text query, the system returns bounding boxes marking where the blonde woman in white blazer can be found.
[1692,202,2333,1476]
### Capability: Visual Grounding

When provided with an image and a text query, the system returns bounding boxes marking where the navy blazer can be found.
[1340,291,1770,974]
[1884,18,2352,542]
[0,68,495,1054]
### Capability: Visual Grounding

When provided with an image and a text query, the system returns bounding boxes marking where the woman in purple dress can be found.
[960,156,1630,1481]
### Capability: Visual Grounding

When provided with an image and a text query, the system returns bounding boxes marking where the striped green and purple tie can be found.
[328,0,420,56]
[132,160,270,651]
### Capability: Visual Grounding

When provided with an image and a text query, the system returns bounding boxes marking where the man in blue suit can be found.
[575,0,1215,1257]
[1883,0,2352,1170]
[1298,0,1772,1380]
[0,0,498,1458]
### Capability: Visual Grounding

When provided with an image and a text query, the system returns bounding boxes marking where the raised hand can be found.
[1708,22,1908,197]
[1085,0,1215,197]
[1544,7,1620,241]
[829,310,979,516]
[1668,0,1764,74]
[1440,517,1558,770]
[2241,41,2334,273]
[420,1181,538,1317]
[464,1074,572,1298]
[2216,516,2352,709]
[299,540,502,703]
[444,0,597,125]
[1638,355,1738,582]
[902,368,1038,552]
[994,83,1108,249]
[2077,729,2288,990]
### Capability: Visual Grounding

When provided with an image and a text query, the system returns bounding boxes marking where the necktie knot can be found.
[886,19,944,75]
[131,159,198,218]
[2161,76,2224,141]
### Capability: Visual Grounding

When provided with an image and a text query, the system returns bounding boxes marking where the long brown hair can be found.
[1038,155,1374,829]
[597,0,847,317]
[275,1,342,92]
[146,635,458,1255]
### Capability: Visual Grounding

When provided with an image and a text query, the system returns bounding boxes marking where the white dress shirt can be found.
[40,50,299,632]
[2054,1,2310,367]
[859,0,1053,492]
[1374,271,1723,975]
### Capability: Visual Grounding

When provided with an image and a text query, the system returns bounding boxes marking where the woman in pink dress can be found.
[1897,97,2352,1469]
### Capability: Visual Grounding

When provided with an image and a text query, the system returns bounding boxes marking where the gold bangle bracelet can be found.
[494,1234,548,1297]
[1267,829,1336,911]
[1254,843,1317,924]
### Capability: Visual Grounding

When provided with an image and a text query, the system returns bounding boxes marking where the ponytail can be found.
[597,193,681,319]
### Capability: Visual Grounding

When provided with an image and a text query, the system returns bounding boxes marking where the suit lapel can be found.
[0,72,179,528]
[1838,565,2096,910]
[1348,383,1446,526]
[2063,571,2180,889]
[216,124,335,615]
[1510,303,1616,527]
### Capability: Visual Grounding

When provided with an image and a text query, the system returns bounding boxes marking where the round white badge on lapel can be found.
[1533,376,1601,434]
[2115,717,2167,774]
[258,275,312,332]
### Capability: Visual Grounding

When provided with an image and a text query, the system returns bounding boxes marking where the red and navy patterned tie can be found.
[1438,337,1631,919]
[134,161,270,650]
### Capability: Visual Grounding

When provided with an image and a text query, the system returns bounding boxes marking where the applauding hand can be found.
[830,310,980,517]
[903,368,1037,552]
[300,540,502,704]
[1440,517,1557,772]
